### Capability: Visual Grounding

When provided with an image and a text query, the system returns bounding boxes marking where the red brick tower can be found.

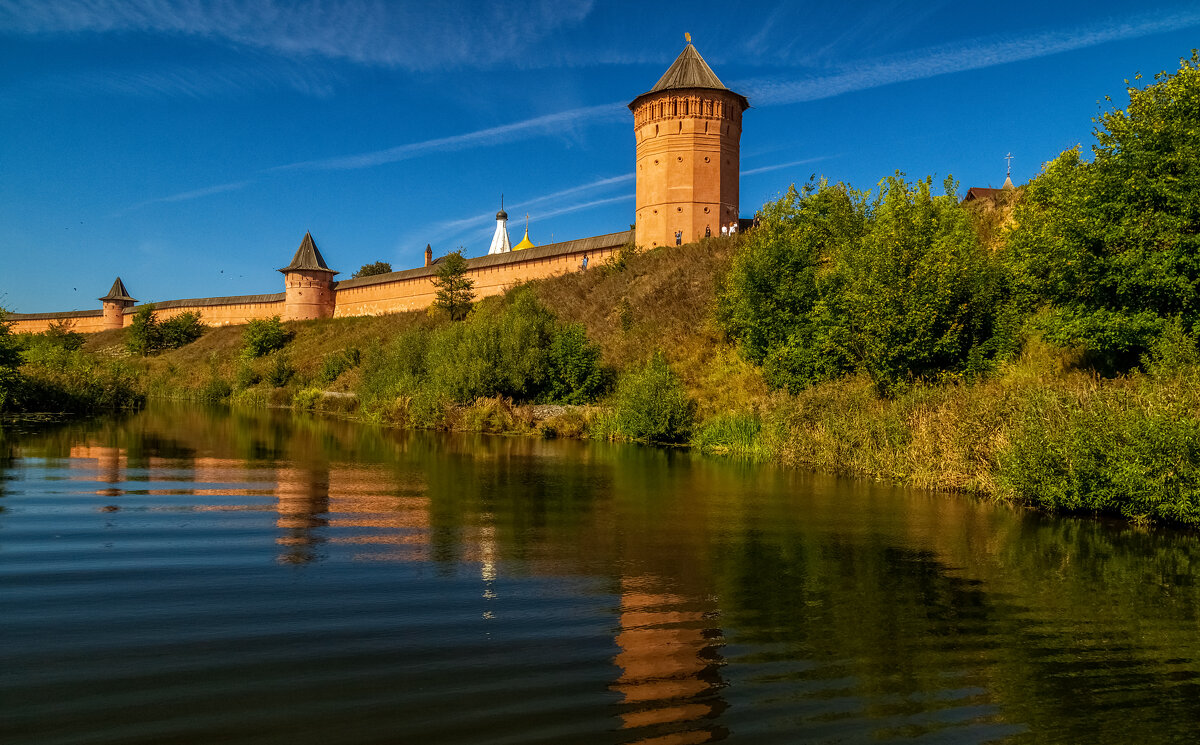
[99,277,136,330]
[279,232,337,321]
[629,37,749,248]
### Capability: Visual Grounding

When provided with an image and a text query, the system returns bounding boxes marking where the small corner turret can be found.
[279,231,338,321]
[99,277,136,330]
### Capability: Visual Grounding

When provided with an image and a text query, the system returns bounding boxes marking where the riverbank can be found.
[7,233,1175,528]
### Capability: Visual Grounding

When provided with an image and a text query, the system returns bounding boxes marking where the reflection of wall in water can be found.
[68,444,126,493]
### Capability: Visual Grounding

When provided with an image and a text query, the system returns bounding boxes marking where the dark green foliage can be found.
[352,261,392,279]
[357,291,609,424]
[0,312,21,411]
[317,347,361,383]
[719,176,1017,395]
[612,352,695,443]
[125,305,160,357]
[242,316,291,358]
[266,353,294,387]
[10,343,142,412]
[432,250,475,321]
[1000,386,1200,525]
[159,311,206,349]
[197,376,232,403]
[43,319,84,351]
[125,306,206,356]
[1008,52,1200,368]
[545,322,612,404]
[830,175,1016,394]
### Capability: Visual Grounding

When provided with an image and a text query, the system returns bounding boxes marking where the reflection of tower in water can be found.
[274,465,331,564]
[69,444,126,496]
[611,576,728,744]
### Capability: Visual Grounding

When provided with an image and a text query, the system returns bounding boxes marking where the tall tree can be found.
[432,250,476,321]
[351,261,392,278]
[1009,51,1200,368]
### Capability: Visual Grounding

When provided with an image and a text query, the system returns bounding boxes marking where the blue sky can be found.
[2,0,1198,313]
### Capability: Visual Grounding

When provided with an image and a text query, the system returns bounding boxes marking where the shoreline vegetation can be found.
[4,52,1199,528]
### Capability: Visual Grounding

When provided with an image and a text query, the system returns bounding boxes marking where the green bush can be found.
[544,322,612,404]
[242,317,291,358]
[197,375,232,403]
[265,353,294,387]
[718,176,1017,395]
[691,411,767,456]
[0,311,21,411]
[234,358,260,389]
[123,306,206,356]
[42,319,84,351]
[1000,386,1200,525]
[293,387,323,411]
[13,346,143,412]
[125,305,160,357]
[318,347,360,383]
[612,352,695,443]
[356,292,611,425]
[159,311,206,349]
[1007,52,1200,369]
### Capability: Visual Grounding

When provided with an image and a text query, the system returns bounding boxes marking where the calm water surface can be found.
[2,403,1200,744]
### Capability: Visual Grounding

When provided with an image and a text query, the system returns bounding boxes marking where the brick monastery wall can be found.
[333,232,627,317]
[7,231,631,334]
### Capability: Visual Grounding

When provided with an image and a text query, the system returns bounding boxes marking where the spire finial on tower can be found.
[1005,152,1013,178]
[684,31,691,44]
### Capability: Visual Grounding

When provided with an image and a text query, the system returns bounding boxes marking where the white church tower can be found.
[487,198,512,255]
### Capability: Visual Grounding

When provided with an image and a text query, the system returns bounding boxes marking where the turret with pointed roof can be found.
[629,35,748,249]
[99,277,136,303]
[280,232,338,321]
[279,231,337,275]
[99,276,136,330]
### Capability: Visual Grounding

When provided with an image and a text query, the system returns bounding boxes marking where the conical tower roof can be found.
[99,276,136,303]
[279,231,337,274]
[630,38,748,111]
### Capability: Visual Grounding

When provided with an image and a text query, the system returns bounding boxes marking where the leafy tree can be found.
[352,261,393,279]
[125,305,161,357]
[159,311,206,349]
[612,352,695,443]
[125,306,205,355]
[242,316,291,358]
[44,319,84,351]
[1008,51,1200,368]
[717,181,863,390]
[828,174,1014,394]
[432,250,475,321]
[0,311,21,410]
[720,176,1015,395]
[545,322,612,404]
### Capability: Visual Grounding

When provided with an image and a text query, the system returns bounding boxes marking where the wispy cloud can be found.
[742,156,836,177]
[740,9,1200,106]
[40,58,341,100]
[116,180,253,216]
[0,0,595,71]
[418,174,635,249]
[274,102,627,171]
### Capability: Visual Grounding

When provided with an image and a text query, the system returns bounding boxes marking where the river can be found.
[2,403,1199,744]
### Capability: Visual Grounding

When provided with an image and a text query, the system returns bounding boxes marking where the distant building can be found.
[487,201,512,255]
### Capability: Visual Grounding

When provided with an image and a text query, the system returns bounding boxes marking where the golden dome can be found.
[513,227,535,251]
